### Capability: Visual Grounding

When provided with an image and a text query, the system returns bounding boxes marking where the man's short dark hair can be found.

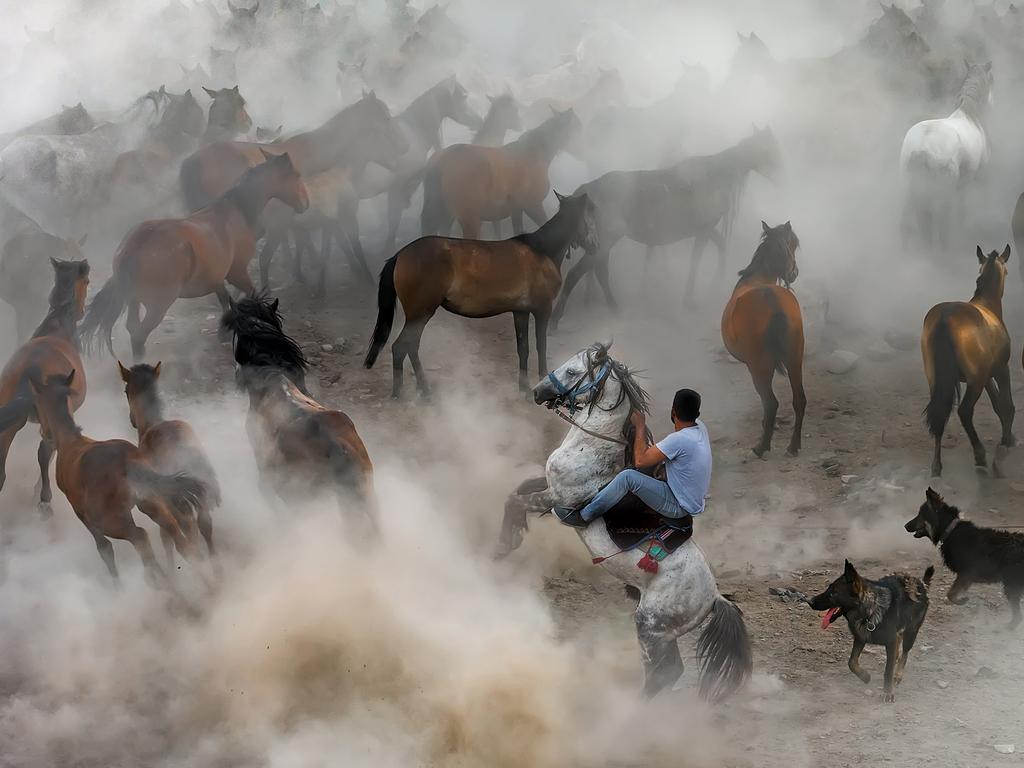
[672,388,701,422]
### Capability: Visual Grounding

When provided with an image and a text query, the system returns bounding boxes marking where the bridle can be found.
[545,359,630,447]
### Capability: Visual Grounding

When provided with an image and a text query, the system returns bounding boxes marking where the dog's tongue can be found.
[821,607,840,629]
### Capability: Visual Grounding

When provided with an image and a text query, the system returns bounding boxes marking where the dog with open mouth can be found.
[808,560,934,702]
[905,487,1024,628]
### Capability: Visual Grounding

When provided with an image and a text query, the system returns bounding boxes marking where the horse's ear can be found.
[77,260,90,277]
[232,84,240,93]
[784,220,792,231]
[153,361,162,378]
[553,190,566,202]
[259,147,272,161]
[65,369,76,387]
[49,256,60,270]
[203,86,217,99]
[270,298,280,313]
[977,245,986,264]
[77,233,88,247]
[118,361,130,382]
[761,220,771,234]
[1000,244,1011,263]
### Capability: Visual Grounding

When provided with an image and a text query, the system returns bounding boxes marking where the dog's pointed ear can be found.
[118,361,130,383]
[843,559,864,594]
[925,486,943,506]
[153,361,162,378]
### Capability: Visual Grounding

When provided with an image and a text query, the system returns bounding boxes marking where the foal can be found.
[119,361,221,567]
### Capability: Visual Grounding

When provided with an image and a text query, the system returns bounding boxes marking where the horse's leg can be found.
[132,298,174,361]
[636,602,684,697]
[458,216,481,240]
[551,251,594,329]
[383,187,405,255]
[337,206,374,284]
[957,383,987,469]
[534,311,550,379]
[126,299,142,341]
[197,502,216,559]
[0,422,26,494]
[491,220,504,239]
[225,261,256,297]
[513,311,530,393]
[90,529,119,584]
[257,230,282,290]
[993,364,1017,447]
[751,363,778,457]
[127,523,168,589]
[406,315,435,400]
[785,350,807,457]
[36,438,55,518]
[316,225,331,299]
[593,248,619,313]
[496,484,553,557]
[708,227,727,284]
[159,525,175,572]
[686,234,710,302]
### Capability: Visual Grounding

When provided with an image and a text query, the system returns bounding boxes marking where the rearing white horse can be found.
[497,342,752,700]
[899,61,992,249]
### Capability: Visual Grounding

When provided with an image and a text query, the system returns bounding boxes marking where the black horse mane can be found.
[738,224,798,284]
[32,259,89,342]
[221,293,309,392]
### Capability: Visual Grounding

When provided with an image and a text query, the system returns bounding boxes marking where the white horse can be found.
[899,61,992,249]
[497,342,752,700]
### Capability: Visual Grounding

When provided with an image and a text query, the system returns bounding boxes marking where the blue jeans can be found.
[579,469,687,522]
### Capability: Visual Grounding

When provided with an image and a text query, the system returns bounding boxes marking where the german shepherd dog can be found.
[809,560,933,702]
[905,487,1024,628]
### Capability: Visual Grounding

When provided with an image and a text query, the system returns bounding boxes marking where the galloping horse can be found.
[28,370,212,587]
[499,342,752,700]
[119,361,221,566]
[0,258,89,512]
[721,221,805,457]
[365,191,597,398]
[552,127,781,325]
[81,152,309,359]
[354,77,482,256]
[221,295,376,530]
[900,62,993,248]
[0,197,87,343]
[420,108,582,239]
[0,102,95,150]
[922,245,1014,477]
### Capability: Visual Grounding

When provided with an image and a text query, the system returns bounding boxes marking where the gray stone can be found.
[824,350,858,374]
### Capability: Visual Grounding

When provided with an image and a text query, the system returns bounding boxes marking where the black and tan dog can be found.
[905,487,1024,628]
[809,560,933,702]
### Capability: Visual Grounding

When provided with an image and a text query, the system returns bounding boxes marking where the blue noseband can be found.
[547,361,611,414]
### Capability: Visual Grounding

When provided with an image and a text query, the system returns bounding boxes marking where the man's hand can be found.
[629,410,666,469]
[629,410,646,431]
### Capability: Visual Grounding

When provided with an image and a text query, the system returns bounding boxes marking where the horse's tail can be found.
[764,308,789,375]
[126,462,207,518]
[419,161,447,235]
[364,256,398,369]
[78,272,127,357]
[179,152,209,213]
[923,312,961,438]
[696,595,753,703]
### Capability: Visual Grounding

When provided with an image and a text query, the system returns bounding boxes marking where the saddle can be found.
[602,492,693,553]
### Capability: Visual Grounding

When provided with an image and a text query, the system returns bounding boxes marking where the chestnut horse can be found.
[420,108,582,239]
[29,370,212,587]
[0,258,89,513]
[922,245,1014,477]
[80,151,309,359]
[222,295,376,531]
[119,361,222,567]
[721,221,805,457]
[366,191,597,398]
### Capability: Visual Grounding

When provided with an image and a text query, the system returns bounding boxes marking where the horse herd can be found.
[3,1,1024,706]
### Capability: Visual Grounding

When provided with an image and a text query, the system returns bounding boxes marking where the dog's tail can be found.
[922,565,935,587]
[923,313,960,438]
[364,256,397,369]
[696,595,753,703]
[764,308,789,375]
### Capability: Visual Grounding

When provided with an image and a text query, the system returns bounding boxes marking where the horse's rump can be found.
[723,284,802,363]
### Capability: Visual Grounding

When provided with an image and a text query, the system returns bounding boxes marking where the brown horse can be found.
[119,361,222,567]
[922,245,1015,477]
[721,221,805,457]
[0,258,89,513]
[81,151,309,359]
[179,91,407,212]
[0,198,87,343]
[366,191,597,398]
[420,108,583,239]
[29,370,211,587]
[222,295,376,531]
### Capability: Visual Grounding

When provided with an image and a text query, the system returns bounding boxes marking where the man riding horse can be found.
[554,388,712,526]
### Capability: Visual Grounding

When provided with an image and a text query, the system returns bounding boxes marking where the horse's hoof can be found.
[785,447,799,457]
[37,501,53,519]
[751,446,768,459]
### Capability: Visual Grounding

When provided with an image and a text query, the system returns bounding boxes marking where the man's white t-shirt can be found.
[655,420,712,515]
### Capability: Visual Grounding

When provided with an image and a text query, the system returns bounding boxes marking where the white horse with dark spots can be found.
[497,342,752,700]
[900,61,992,249]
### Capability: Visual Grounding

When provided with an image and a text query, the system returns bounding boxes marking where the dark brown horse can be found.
[922,245,1014,477]
[0,197,87,343]
[81,152,309,359]
[222,295,376,531]
[0,258,89,513]
[420,108,582,239]
[721,221,805,457]
[119,361,222,567]
[29,370,211,587]
[366,191,596,398]
[201,84,253,142]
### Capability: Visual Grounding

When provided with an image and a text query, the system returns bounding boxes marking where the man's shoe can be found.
[553,506,589,528]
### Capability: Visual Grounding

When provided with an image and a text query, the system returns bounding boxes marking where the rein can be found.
[551,406,628,446]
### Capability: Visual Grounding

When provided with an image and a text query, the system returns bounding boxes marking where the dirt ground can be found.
[2,229,1024,767]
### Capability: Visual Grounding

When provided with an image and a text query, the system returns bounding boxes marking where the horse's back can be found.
[923,300,1008,370]
[0,336,84,410]
[182,140,261,203]
[722,283,802,359]
[901,113,986,177]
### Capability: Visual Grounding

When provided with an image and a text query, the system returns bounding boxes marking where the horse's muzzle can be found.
[533,382,558,407]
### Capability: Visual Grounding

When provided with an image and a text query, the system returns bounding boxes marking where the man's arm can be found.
[629,411,667,469]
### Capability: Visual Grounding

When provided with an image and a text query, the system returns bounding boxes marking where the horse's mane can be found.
[955,65,990,118]
[585,342,650,417]
[221,293,309,392]
[738,225,799,283]
[974,252,1004,300]
[32,259,89,342]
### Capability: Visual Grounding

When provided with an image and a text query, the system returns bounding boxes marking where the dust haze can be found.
[1,1,1023,767]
